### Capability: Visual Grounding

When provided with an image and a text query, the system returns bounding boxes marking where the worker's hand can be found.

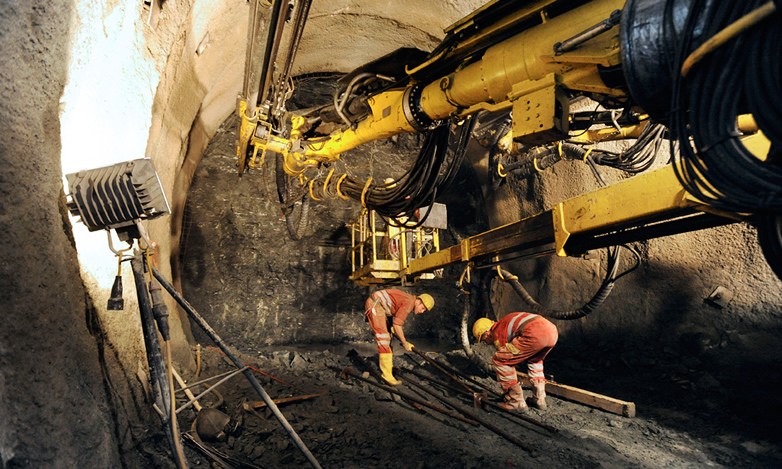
[403,342,415,352]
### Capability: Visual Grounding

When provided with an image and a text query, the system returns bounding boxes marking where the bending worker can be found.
[365,289,434,385]
[473,312,558,411]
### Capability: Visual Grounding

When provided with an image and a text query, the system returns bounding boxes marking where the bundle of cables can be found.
[333,117,476,228]
[588,122,668,173]
[668,0,782,214]
[492,122,667,188]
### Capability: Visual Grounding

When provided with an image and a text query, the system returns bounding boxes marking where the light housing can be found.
[66,158,169,241]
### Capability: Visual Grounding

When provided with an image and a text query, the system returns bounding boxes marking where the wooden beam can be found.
[518,372,636,417]
[243,392,328,410]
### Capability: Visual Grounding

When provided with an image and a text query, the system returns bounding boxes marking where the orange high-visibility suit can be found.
[489,312,558,391]
[364,289,416,353]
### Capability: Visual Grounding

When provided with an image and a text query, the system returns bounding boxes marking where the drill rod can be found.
[411,347,502,397]
[409,348,476,394]
[398,373,535,453]
[406,369,558,434]
[331,366,478,426]
[346,350,425,412]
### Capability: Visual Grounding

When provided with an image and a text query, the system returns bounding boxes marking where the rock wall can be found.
[0,1,122,466]
[485,142,782,370]
[179,82,487,350]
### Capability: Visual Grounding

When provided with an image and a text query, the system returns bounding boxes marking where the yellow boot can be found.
[379,353,402,385]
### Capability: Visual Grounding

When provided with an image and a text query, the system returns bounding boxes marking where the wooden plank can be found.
[243,392,327,410]
[518,372,636,417]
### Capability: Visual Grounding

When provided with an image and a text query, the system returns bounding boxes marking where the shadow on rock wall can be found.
[179,80,487,351]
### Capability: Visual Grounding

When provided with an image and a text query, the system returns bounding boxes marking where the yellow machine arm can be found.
[237,0,782,283]
[237,0,626,175]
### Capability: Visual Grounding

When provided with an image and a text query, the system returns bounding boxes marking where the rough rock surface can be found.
[180,77,486,349]
[172,342,782,468]
[0,1,123,467]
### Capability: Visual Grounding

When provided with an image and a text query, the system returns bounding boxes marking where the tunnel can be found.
[2,0,782,468]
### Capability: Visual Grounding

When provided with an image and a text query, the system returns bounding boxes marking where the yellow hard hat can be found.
[418,293,434,311]
[472,317,495,341]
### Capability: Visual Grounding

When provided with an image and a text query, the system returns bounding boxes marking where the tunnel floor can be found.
[161,340,782,469]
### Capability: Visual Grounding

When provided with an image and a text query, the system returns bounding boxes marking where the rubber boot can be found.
[379,353,402,385]
[527,380,548,410]
[499,383,528,412]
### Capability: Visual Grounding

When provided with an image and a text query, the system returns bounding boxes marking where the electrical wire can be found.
[496,121,667,182]
[589,123,667,173]
[668,0,782,214]
[327,117,475,227]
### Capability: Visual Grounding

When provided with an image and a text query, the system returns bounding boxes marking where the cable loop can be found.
[323,168,335,198]
[336,174,350,200]
[309,179,322,201]
[361,177,373,208]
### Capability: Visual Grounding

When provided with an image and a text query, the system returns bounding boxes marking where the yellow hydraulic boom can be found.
[237,0,626,175]
[236,0,782,283]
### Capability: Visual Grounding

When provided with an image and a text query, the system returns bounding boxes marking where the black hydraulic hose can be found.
[460,287,474,358]
[131,256,171,417]
[460,279,493,376]
[480,269,497,321]
[491,248,621,321]
[502,268,614,320]
[272,151,310,240]
[297,193,310,236]
[275,153,293,216]
[151,267,323,469]
[131,255,188,468]
[284,193,309,241]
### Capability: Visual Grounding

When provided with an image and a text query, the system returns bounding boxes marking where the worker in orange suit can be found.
[473,312,558,411]
[365,289,434,385]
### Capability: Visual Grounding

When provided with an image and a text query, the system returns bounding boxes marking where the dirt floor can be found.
[168,338,782,469]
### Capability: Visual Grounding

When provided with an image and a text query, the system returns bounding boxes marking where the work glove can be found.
[403,342,415,352]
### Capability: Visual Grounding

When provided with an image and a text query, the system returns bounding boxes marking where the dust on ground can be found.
[166,340,782,469]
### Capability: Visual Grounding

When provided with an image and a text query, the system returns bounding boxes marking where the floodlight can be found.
[65,158,169,241]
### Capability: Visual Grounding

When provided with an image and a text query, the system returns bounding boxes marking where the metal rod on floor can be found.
[174,368,245,394]
[152,266,322,469]
[396,372,536,453]
[331,366,479,426]
[346,350,426,412]
[411,347,502,398]
[405,369,558,433]
[176,366,249,414]
[409,347,476,394]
